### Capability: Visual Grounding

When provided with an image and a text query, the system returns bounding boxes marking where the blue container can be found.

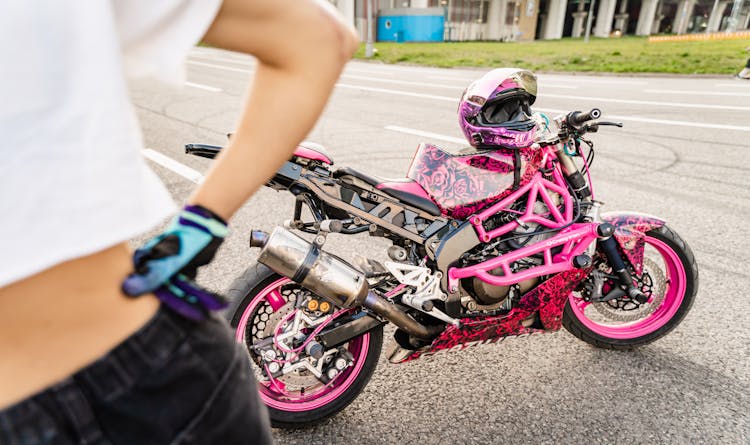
[377,8,444,42]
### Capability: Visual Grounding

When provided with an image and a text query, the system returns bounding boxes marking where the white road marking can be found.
[189,61,750,132]
[189,53,254,66]
[142,149,204,184]
[185,81,223,93]
[540,77,648,86]
[384,126,466,144]
[347,65,468,75]
[336,83,457,102]
[715,82,750,88]
[342,85,750,131]
[188,60,251,74]
[543,93,750,111]
[599,114,750,132]
[429,75,475,82]
[341,74,463,90]
[345,67,395,76]
[538,84,580,90]
[644,88,750,97]
[431,75,582,90]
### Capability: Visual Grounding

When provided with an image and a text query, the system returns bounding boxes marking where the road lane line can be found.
[336,83,457,102]
[428,75,476,81]
[189,54,254,66]
[644,88,750,97]
[344,67,395,76]
[189,63,750,132]
[429,75,580,89]
[341,74,464,90]
[340,84,748,131]
[384,126,466,144]
[142,149,204,184]
[188,60,251,74]
[715,82,750,88]
[185,81,223,93]
[541,77,648,86]
[338,85,750,132]
[543,93,750,111]
[600,114,750,131]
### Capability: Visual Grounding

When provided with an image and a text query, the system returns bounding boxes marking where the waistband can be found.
[0,305,197,439]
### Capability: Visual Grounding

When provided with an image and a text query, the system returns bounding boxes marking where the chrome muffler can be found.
[250,228,441,339]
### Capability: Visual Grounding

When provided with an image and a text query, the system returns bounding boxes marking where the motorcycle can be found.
[186,105,698,428]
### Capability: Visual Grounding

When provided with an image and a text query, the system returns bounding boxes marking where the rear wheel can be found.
[563,225,698,349]
[227,264,382,427]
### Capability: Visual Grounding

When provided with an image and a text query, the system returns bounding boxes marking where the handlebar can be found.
[566,108,601,126]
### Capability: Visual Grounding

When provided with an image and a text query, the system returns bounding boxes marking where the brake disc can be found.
[590,257,667,323]
[250,288,334,390]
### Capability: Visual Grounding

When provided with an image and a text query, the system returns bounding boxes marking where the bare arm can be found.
[189,0,358,220]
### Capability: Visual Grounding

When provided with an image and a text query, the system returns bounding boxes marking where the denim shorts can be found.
[0,305,272,445]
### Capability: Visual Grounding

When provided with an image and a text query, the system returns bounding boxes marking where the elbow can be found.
[340,22,360,59]
[316,8,360,68]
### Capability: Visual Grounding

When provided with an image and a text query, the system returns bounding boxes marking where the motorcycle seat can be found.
[334,167,442,217]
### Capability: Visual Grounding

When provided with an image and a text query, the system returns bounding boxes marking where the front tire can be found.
[226,264,383,427]
[563,224,698,349]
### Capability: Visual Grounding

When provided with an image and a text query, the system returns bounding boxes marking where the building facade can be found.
[328,0,750,40]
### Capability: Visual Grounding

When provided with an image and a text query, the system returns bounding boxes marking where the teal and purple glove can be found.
[122,204,229,320]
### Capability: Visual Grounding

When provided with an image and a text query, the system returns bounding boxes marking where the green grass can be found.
[354,36,750,74]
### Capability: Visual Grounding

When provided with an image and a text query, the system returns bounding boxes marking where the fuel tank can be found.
[406,143,544,219]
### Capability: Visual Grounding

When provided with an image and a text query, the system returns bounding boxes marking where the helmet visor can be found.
[478,96,534,130]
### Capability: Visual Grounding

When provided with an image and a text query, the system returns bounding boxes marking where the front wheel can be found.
[226,264,382,427]
[563,224,698,349]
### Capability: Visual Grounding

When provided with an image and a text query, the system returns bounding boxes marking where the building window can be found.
[505,0,520,25]
[439,0,489,23]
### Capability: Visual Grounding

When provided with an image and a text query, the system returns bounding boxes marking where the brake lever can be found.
[597,121,624,128]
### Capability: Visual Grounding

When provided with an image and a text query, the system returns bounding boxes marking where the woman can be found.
[738,46,750,79]
[0,0,357,443]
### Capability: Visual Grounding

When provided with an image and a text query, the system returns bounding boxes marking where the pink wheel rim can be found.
[568,236,687,339]
[236,278,370,412]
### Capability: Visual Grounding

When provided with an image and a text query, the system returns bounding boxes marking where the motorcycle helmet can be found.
[458,68,538,148]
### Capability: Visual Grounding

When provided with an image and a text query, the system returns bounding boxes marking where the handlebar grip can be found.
[568,108,602,126]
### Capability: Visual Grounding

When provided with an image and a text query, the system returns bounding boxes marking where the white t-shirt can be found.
[0,0,222,287]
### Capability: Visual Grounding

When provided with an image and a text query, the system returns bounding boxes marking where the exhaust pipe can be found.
[250,227,441,339]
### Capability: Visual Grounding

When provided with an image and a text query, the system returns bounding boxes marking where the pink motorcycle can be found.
[187,69,698,427]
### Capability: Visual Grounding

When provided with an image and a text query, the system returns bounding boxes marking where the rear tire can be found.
[563,224,698,349]
[227,264,383,427]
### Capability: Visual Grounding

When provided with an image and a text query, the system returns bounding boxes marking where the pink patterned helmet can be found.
[458,68,538,148]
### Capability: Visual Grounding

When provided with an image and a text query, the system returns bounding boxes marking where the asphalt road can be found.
[131,47,750,444]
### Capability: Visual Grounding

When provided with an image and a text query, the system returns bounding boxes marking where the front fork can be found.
[582,203,649,304]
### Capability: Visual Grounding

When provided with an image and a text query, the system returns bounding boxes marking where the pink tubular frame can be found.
[448,155,597,291]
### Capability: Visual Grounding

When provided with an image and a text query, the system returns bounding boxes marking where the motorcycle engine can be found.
[460,197,559,310]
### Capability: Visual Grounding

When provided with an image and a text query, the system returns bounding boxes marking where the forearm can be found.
[189,0,357,220]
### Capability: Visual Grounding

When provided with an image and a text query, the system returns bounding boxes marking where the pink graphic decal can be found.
[407,143,543,219]
[405,268,590,362]
[376,180,433,201]
[602,212,665,275]
[445,153,583,291]
[293,142,333,165]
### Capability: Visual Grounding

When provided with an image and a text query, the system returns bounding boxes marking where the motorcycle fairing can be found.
[602,212,665,275]
[294,141,334,165]
[403,268,590,363]
[185,141,334,165]
[407,143,544,219]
